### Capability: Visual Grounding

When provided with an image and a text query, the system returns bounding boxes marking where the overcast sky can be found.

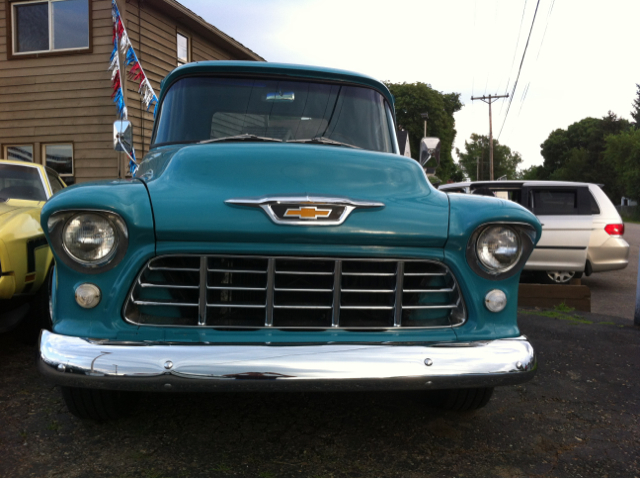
[181,0,640,172]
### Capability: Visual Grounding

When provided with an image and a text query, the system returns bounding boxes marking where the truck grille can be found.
[123,255,466,329]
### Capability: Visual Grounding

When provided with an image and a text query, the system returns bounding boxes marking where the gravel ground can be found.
[0,311,638,477]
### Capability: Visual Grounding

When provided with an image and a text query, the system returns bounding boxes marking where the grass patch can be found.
[520,307,592,324]
[554,302,575,313]
[211,464,233,474]
[621,215,640,224]
[47,421,60,432]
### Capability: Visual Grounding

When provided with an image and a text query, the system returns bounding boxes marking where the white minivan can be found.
[439,181,629,283]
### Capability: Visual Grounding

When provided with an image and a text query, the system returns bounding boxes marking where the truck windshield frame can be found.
[151,76,396,154]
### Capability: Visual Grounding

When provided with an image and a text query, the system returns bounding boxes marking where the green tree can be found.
[536,112,631,201]
[518,165,543,180]
[384,81,463,181]
[632,84,640,126]
[605,128,640,202]
[455,134,523,181]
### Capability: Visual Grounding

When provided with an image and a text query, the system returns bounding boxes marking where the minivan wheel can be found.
[61,387,138,421]
[546,271,575,284]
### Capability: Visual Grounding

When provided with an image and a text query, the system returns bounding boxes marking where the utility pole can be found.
[471,94,508,180]
[420,112,429,137]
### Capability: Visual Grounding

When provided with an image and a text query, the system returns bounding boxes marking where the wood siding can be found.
[124,0,247,165]
[0,0,261,183]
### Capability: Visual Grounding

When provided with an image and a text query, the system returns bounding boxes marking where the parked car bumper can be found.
[588,236,629,272]
[38,330,536,392]
[525,247,587,272]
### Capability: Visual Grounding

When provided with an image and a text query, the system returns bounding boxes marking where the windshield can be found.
[0,164,47,201]
[153,77,395,153]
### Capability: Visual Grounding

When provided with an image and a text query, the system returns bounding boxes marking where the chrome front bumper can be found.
[38,330,536,392]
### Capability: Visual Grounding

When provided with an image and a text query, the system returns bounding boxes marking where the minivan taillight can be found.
[605,224,624,236]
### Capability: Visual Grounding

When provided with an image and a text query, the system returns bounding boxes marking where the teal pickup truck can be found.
[38,62,541,421]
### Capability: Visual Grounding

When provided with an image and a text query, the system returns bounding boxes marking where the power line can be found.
[497,0,542,140]
[536,0,555,61]
[471,0,477,97]
[518,82,531,116]
[503,0,529,97]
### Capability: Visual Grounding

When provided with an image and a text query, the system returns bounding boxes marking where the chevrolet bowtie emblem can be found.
[225,196,385,226]
[284,206,332,220]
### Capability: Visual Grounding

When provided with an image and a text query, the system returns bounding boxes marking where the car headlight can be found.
[476,226,522,273]
[466,223,537,280]
[48,210,128,273]
[62,213,118,265]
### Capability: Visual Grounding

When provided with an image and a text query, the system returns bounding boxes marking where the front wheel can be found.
[432,387,494,411]
[61,387,138,421]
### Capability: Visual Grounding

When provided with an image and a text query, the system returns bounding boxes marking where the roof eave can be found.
[154,0,265,61]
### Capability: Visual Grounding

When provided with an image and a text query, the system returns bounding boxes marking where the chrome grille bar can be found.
[198,257,208,326]
[124,255,466,330]
[265,258,275,327]
[394,261,404,327]
[332,260,342,328]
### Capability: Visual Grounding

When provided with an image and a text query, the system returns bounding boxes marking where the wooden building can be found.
[0,0,263,184]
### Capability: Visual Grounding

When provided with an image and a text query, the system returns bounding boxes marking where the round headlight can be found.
[62,213,118,265]
[476,226,522,274]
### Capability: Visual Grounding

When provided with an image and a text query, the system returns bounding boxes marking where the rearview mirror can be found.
[419,137,441,167]
[113,120,133,155]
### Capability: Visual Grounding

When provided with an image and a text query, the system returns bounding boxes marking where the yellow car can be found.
[0,159,66,337]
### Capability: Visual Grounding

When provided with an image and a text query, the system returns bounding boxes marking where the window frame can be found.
[6,0,93,60]
[3,143,35,162]
[42,142,74,178]
[176,31,190,66]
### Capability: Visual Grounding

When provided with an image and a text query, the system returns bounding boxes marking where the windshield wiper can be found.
[198,134,283,144]
[287,137,361,149]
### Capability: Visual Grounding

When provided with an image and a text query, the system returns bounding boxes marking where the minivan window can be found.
[530,189,578,215]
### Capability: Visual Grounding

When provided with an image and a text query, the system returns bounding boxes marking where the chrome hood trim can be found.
[225,195,385,226]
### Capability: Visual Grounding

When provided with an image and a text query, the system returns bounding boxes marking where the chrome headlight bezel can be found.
[466,222,537,281]
[48,210,129,274]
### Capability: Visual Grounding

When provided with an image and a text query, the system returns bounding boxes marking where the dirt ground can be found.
[0,310,638,478]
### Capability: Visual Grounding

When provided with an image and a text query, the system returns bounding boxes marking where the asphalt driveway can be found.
[0,310,638,477]
[582,222,640,320]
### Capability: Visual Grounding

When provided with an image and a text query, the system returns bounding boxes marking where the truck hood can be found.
[141,143,449,248]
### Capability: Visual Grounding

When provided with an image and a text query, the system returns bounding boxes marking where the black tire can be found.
[61,387,138,421]
[434,387,494,411]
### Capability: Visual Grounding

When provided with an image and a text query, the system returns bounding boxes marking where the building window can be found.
[4,145,34,162]
[11,0,90,55]
[43,144,73,177]
[177,32,189,66]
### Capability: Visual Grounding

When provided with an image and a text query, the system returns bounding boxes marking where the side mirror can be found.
[113,120,133,156]
[419,137,441,167]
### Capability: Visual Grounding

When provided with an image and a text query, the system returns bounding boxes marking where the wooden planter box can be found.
[518,283,591,312]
